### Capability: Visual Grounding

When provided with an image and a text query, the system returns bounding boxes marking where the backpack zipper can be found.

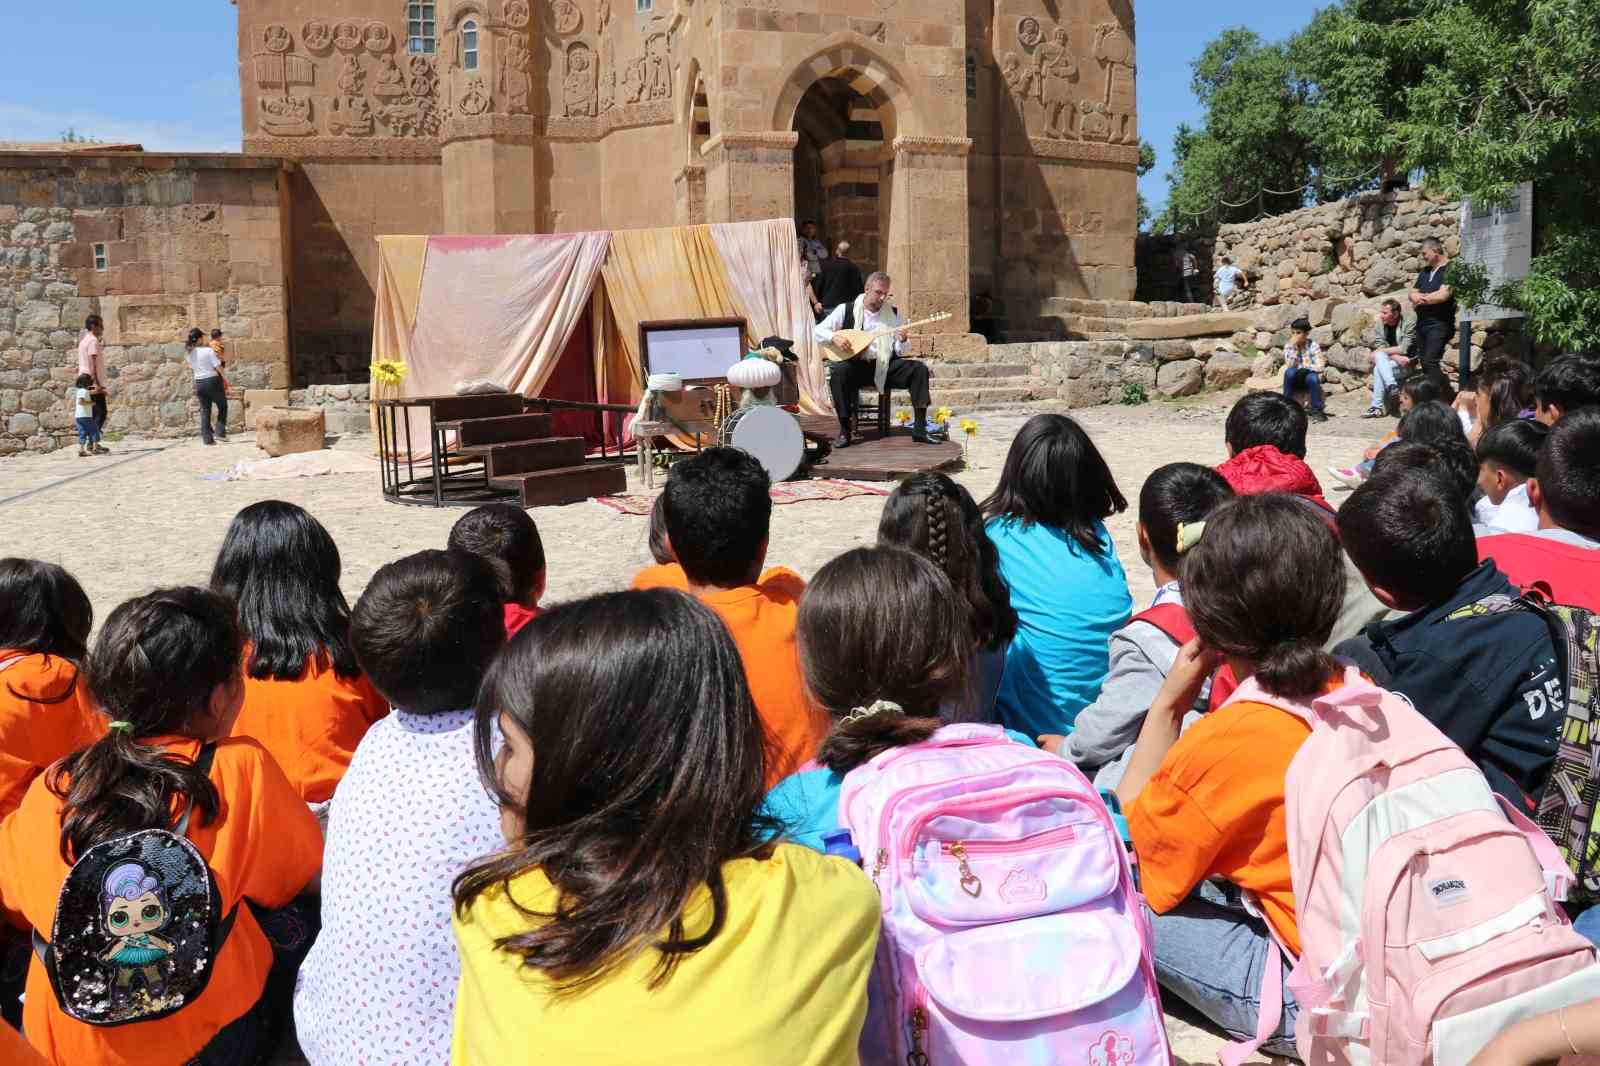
[907,984,930,1066]
[937,825,1087,898]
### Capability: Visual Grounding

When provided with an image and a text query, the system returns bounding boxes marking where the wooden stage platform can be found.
[796,415,964,482]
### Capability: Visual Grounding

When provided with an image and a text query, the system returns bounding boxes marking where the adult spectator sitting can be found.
[1533,352,1600,425]
[811,240,864,321]
[1362,298,1415,418]
[1408,236,1457,397]
[814,271,933,447]
[1213,255,1249,310]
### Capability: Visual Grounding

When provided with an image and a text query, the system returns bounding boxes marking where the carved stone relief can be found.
[408,54,439,98]
[336,55,365,95]
[597,0,611,33]
[373,54,409,100]
[252,33,316,138]
[1078,100,1110,142]
[260,95,315,136]
[333,21,363,52]
[303,19,333,52]
[505,0,531,29]
[598,35,616,113]
[999,14,1134,146]
[262,24,293,54]
[328,95,374,136]
[1036,28,1078,139]
[459,76,492,115]
[1016,17,1042,49]
[550,0,582,34]
[499,35,533,113]
[365,21,395,54]
[1093,23,1136,144]
[645,32,672,100]
[563,42,598,117]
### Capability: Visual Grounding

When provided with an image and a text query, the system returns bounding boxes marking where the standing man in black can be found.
[1409,237,1457,398]
[811,240,865,321]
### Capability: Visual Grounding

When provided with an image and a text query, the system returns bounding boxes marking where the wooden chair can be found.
[852,386,892,439]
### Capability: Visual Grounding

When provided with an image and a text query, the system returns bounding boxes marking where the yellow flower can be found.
[894,409,913,424]
[370,360,408,386]
[959,418,978,436]
[934,406,954,423]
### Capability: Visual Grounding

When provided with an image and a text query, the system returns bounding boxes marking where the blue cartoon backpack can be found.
[32,744,238,1026]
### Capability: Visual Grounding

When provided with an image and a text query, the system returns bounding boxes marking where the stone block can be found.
[236,285,283,314]
[255,406,325,457]
[1156,359,1205,398]
[1205,352,1253,389]
[1124,312,1255,340]
[6,412,39,435]
[1152,340,1194,363]
[1305,298,1345,327]
[20,388,56,413]
[17,301,60,331]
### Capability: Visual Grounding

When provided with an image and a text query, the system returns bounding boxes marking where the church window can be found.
[637,0,652,11]
[407,2,436,54]
[93,243,107,271]
[462,18,480,70]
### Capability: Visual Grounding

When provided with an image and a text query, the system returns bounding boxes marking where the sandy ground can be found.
[0,386,1382,1063]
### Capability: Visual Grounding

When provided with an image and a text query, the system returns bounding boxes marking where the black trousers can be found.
[195,376,228,443]
[1415,318,1455,398]
[90,390,107,431]
[828,356,931,430]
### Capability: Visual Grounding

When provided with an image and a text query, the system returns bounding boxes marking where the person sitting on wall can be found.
[1214,255,1250,310]
[814,271,933,448]
[1363,298,1416,418]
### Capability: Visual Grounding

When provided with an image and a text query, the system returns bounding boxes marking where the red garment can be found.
[1216,445,1335,515]
[1129,604,1238,710]
[503,602,541,638]
[1478,533,1600,612]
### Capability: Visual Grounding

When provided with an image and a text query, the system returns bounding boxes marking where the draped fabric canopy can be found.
[369,218,830,443]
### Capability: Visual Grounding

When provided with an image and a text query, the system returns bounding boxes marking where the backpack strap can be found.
[1128,603,1195,646]
[174,742,218,838]
[1496,792,1575,902]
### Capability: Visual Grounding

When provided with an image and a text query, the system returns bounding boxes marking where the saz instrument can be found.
[825,311,953,362]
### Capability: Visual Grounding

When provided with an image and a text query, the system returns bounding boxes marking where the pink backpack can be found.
[837,723,1168,1065]
[1223,669,1600,1066]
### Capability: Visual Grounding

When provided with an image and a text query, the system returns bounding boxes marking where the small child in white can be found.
[1474,418,1547,533]
[71,373,100,457]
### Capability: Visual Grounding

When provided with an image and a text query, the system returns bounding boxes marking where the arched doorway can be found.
[791,77,886,274]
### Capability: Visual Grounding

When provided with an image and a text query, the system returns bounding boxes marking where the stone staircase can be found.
[926,361,1051,410]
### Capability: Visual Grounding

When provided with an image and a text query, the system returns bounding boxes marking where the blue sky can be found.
[2,1,1328,219]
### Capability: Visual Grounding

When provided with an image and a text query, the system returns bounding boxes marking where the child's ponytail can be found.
[50,588,241,862]
[1253,639,1341,702]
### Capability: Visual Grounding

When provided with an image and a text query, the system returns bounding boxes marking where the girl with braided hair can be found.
[878,474,1017,719]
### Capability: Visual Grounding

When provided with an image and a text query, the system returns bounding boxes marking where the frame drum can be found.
[722,405,805,482]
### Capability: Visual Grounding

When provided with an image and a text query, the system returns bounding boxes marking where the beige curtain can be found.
[710,219,830,414]
[369,236,430,453]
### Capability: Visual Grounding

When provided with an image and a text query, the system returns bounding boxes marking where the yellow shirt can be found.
[451,843,879,1066]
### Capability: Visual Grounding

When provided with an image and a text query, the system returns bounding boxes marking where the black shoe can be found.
[1309,410,1329,423]
[911,428,930,444]
[834,432,852,449]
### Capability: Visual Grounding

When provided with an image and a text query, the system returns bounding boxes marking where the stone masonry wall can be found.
[0,154,290,455]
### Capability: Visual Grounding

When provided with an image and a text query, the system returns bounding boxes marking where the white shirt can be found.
[186,345,222,380]
[1214,265,1244,294]
[813,300,906,357]
[1474,483,1540,534]
[74,387,93,419]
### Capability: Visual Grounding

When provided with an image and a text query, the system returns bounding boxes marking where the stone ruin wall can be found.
[0,156,291,455]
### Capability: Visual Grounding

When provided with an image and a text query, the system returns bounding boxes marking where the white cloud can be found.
[0,102,240,153]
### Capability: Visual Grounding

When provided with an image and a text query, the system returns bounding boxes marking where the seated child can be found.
[1336,465,1561,809]
[1474,419,1548,533]
[212,501,389,808]
[1280,316,1328,422]
[1216,393,1332,513]
[1479,406,1600,611]
[1058,463,1233,787]
[1329,375,1443,489]
[1371,438,1480,505]
[765,546,1037,850]
[1534,352,1600,425]
[1118,493,1357,1054]
[0,559,102,824]
[644,447,822,786]
[294,549,508,1066]
[449,588,878,1065]
[1468,356,1536,447]
[982,414,1133,738]
[0,587,322,1066]
[447,503,547,637]
[877,473,1017,721]
[629,495,680,589]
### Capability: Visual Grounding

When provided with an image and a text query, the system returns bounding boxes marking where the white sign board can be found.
[1458,181,1533,321]
[642,323,745,383]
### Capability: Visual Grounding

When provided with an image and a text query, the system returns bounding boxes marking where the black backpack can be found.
[33,744,237,1026]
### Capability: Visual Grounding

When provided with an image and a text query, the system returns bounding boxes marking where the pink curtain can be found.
[710,219,830,414]
[406,233,611,401]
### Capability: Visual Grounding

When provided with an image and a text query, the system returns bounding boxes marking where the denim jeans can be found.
[195,375,228,443]
[75,416,100,446]
[1148,879,1302,1058]
[1283,367,1325,412]
[1369,353,1399,409]
[1573,906,1600,948]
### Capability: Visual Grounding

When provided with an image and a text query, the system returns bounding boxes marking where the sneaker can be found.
[92,443,110,454]
[1309,409,1329,423]
[78,448,88,458]
[1328,465,1364,490]
[1361,406,1385,419]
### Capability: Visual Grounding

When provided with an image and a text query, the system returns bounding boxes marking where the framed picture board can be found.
[639,317,747,386]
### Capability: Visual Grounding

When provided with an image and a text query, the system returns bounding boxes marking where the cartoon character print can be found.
[1088,1029,1134,1066]
[100,861,175,1003]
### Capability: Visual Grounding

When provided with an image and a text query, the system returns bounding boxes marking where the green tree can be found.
[1136,140,1156,232]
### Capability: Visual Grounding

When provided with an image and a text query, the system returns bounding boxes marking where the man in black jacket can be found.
[1335,464,1563,811]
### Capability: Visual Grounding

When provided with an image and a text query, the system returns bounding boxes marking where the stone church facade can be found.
[236,0,1139,373]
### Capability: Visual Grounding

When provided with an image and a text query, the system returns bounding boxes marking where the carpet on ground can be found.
[201,451,377,481]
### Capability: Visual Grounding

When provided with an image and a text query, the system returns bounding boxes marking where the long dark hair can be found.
[1477,357,1534,428]
[1182,494,1345,700]
[1399,400,1468,451]
[210,500,359,680]
[980,413,1126,554]
[0,558,93,705]
[452,589,778,992]
[184,328,205,350]
[799,547,971,773]
[879,474,1017,651]
[50,588,241,862]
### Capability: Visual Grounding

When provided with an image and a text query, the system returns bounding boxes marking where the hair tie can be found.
[843,699,902,724]
[1176,520,1207,554]
[107,720,134,733]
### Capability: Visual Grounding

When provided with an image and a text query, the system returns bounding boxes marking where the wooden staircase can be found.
[425,395,626,508]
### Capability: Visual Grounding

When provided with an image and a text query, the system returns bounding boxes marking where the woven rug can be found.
[594,478,889,516]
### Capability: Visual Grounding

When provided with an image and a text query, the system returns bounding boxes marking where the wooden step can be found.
[423,393,525,422]
[490,463,629,507]
[460,436,588,476]
[452,413,555,447]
